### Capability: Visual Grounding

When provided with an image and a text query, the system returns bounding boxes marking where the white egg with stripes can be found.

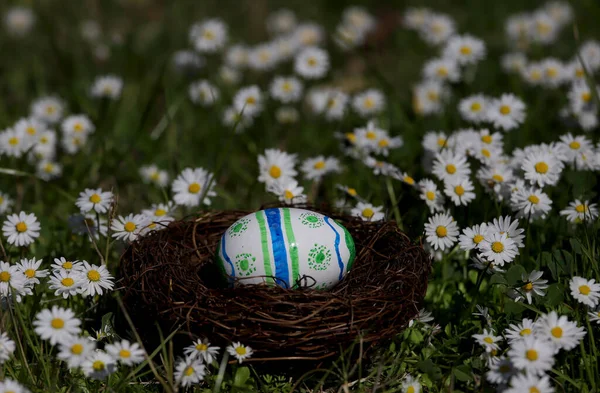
[216,208,356,290]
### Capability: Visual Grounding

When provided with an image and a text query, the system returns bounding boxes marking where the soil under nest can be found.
[118,206,431,366]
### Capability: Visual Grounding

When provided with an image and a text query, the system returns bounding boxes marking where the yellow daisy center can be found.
[481,149,491,158]
[481,134,492,144]
[51,318,65,329]
[281,82,292,92]
[362,208,374,218]
[43,163,54,173]
[154,209,166,216]
[575,68,585,78]
[313,161,325,170]
[437,67,448,77]
[63,262,73,269]
[445,164,457,174]
[437,138,446,147]
[546,67,558,77]
[426,191,435,201]
[150,172,160,181]
[534,162,548,174]
[202,29,215,40]
[526,349,538,361]
[499,105,511,115]
[551,326,563,338]
[436,226,447,237]
[307,57,317,67]
[245,96,256,105]
[235,346,247,355]
[530,387,541,393]
[89,194,101,204]
[284,190,294,200]
[378,139,389,147]
[188,183,201,194]
[569,141,581,150]
[196,343,208,351]
[346,133,357,143]
[119,349,131,358]
[528,195,540,204]
[16,222,28,232]
[366,131,377,140]
[407,387,415,393]
[0,272,11,282]
[87,270,101,282]
[124,222,136,232]
[523,282,533,291]
[492,174,504,182]
[40,136,48,143]
[73,122,83,132]
[269,166,281,179]
[582,92,591,102]
[71,344,84,355]
[427,91,439,101]
[403,176,415,185]
[26,126,36,135]
[61,277,75,287]
[520,328,532,336]
[491,241,504,253]
[92,360,105,371]
[184,366,194,376]
[579,285,591,295]
[8,137,19,146]
[575,204,586,213]
[46,106,56,114]
[24,269,35,278]
[473,234,484,244]
[364,97,375,109]
[454,185,465,196]
[483,337,493,344]
[347,188,357,196]
[460,45,472,55]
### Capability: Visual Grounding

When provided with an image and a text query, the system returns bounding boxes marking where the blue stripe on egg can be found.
[324,216,344,281]
[220,233,235,284]
[265,208,290,289]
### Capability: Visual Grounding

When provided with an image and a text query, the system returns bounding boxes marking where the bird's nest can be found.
[118,206,431,367]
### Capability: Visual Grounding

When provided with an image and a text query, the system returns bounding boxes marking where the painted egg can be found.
[216,208,356,290]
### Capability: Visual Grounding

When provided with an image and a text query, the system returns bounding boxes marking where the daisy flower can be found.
[141,202,175,230]
[75,188,114,214]
[458,223,488,251]
[82,351,117,380]
[0,192,13,215]
[224,44,249,68]
[432,150,471,184]
[0,262,28,299]
[294,46,329,79]
[312,89,348,121]
[419,13,455,45]
[111,214,149,242]
[530,11,559,44]
[560,199,599,223]
[486,356,517,385]
[352,89,385,118]
[171,167,217,207]
[422,131,450,154]
[233,85,263,117]
[300,156,341,181]
[487,94,526,131]
[69,215,105,239]
[61,133,88,154]
[294,23,325,47]
[222,106,254,132]
[510,186,552,220]
[569,276,600,307]
[510,270,548,304]
[486,215,525,248]
[507,336,555,376]
[443,34,486,65]
[0,379,29,393]
[522,62,544,86]
[443,178,476,206]
[4,6,35,36]
[105,340,145,366]
[351,202,385,222]
[401,374,421,393]
[58,335,96,369]
[403,7,431,30]
[276,107,299,124]
[0,332,15,364]
[535,311,586,352]
[80,261,114,297]
[16,258,48,285]
[51,257,83,274]
[478,232,518,266]
[189,18,227,53]
[424,212,459,251]
[174,356,206,387]
[266,8,297,35]
[172,50,204,73]
[505,318,536,344]
[33,306,81,345]
[257,149,298,185]
[247,43,280,71]
[266,178,307,205]
[588,308,600,324]
[567,81,597,115]
[541,58,566,87]
[219,65,240,84]
[91,75,123,99]
[505,373,554,393]
[458,94,488,124]
[14,117,48,140]
[470,255,505,274]
[61,114,95,137]
[423,57,460,83]
[522,151,563,187]
[227,342,253,363]
[558,133,592,162]
[48,270,84,299]
[473,329,502,353]
[501,52,528,74]
[2,211,41,247]
[188,80,220,107]
[418,179,444,213]
[139,164,169,187]
[0,128,30,157]
[30,96,64,124]
[184,338,221,364]
[270,76,303,103]
[413,80,448,115]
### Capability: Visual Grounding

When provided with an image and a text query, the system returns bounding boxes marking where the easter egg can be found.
[216,208,356,290]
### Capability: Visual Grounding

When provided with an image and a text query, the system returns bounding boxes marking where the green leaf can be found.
[234,367,251,388]
[570,238,582,255]
[453,365,472,382]
[417,359,442,380]
[444,323,452,337]
[489,273,508,286]
[409,329,424,344]
[506,265,526,286]
[504,299,525,316]
[545,283,564,308]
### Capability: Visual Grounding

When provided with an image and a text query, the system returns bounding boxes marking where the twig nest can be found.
[217,207,356,290]
[119,207,431,363]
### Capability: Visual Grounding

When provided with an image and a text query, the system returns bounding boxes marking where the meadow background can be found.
[1,0,600,392]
